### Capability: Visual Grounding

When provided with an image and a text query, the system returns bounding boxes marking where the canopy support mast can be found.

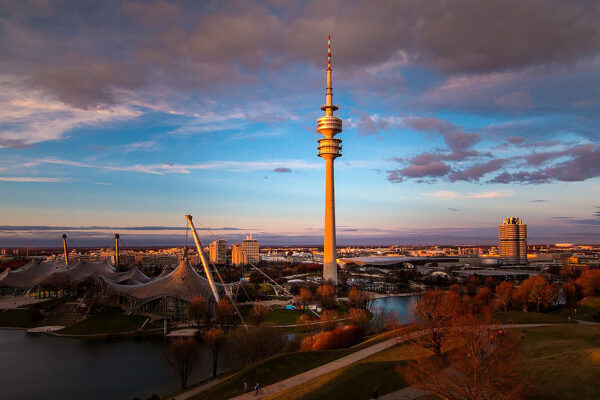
[185,214,220,303]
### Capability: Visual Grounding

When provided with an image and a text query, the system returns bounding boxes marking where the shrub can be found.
[300,325,364,351]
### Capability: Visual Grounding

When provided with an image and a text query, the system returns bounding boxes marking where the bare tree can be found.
[250,304,270,326]
[403,311,526,400]
[203,327,225,378]
[413,290,461,356]
[228,325,289,367]
[214,298,235,330]
[494,281,514,312]
[188,295,208,328]
[317,284,336,309]
[165,337,200,390]
[348,287,371,309]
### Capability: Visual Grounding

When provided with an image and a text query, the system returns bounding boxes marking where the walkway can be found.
[230,330,428,400]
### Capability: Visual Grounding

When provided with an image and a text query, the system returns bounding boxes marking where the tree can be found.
[465,275,480,297]
[188,296,208,328]
[348,287,371,309]
[484,277,497,292]
[494,281,514,312]
[228,325,289,367]
[165,337,200,389]
[320,309,339,331]
[562,281,580,304]
[473,287,493,310]
[348,308,370,333]
[403,311,526,400]
[413,290,461,356]
[250,304,270,325]
[317,284,336,309]
[295,287,314,312]
[512,276,555,312]
[214,298,235,330]
[576,269,600,297]
[528,277,556,312]
[203,327,225,378]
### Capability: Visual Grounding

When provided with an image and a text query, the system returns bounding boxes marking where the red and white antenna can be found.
[327,34,331,71]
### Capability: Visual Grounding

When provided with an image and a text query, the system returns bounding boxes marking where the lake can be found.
[0,295,417,400]
[0,329,234,400]
[369,295,417,324]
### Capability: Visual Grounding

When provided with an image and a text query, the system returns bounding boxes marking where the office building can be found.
[209,239,227,265]
[499,217,528,265]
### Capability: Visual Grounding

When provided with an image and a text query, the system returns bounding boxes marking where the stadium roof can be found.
[100,259,219,304]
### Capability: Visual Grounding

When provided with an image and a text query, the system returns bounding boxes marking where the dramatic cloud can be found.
[1,0,599,109]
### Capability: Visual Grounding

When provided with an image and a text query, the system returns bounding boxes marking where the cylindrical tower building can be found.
[499,217,528,265]
[317,36,342,285]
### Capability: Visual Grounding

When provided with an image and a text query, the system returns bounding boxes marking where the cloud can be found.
[12,157,321,175]
[424,190,514,200]
[448,158,508,182]
[448,207,459,212]
[0,80,140,146]
[0,176,72,182]
[496,89,534,108]
[529,199,547,203]
[2,0,599,111]
[403,116,482,161]
[273,167,292,173]
[387,152,451,182]
[490,144,600,183]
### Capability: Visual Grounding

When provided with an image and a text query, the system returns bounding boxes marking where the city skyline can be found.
[1,1,600,246]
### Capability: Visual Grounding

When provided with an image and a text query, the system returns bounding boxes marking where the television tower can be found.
[317,35,342,285]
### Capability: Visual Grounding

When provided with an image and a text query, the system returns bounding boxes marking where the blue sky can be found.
[1,0,599,246]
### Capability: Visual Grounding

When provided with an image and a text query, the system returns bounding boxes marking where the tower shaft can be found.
[317,35,342,285]
[323,158,337,281]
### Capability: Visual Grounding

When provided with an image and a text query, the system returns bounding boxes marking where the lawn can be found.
[267,341,431,400]
[239,304,351,327]
[186,326,417,400]
[554,296,600,322]
[515,324,600,400]
[188,350,350,400]
[57,307,149,335]
[0,308,39,328]
[265,325,600,400]
[494,311,570,324]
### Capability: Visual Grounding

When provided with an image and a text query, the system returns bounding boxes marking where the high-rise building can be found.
[317,35,342,285]
[231,244,246,266]
[499,217,528,265]
[209,239,227,265]
[241,234,260,264]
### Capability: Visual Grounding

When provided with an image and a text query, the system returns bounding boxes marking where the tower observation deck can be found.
[317,36,342,285]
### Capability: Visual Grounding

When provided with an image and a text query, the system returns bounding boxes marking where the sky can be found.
[0,0,599,247]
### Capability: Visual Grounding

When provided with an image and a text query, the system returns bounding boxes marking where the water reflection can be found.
[0,330,234,400]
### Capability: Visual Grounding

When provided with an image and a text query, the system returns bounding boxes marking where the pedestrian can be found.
[372,386,379,399]
[243,381,248,393]
[255,382,260,396]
